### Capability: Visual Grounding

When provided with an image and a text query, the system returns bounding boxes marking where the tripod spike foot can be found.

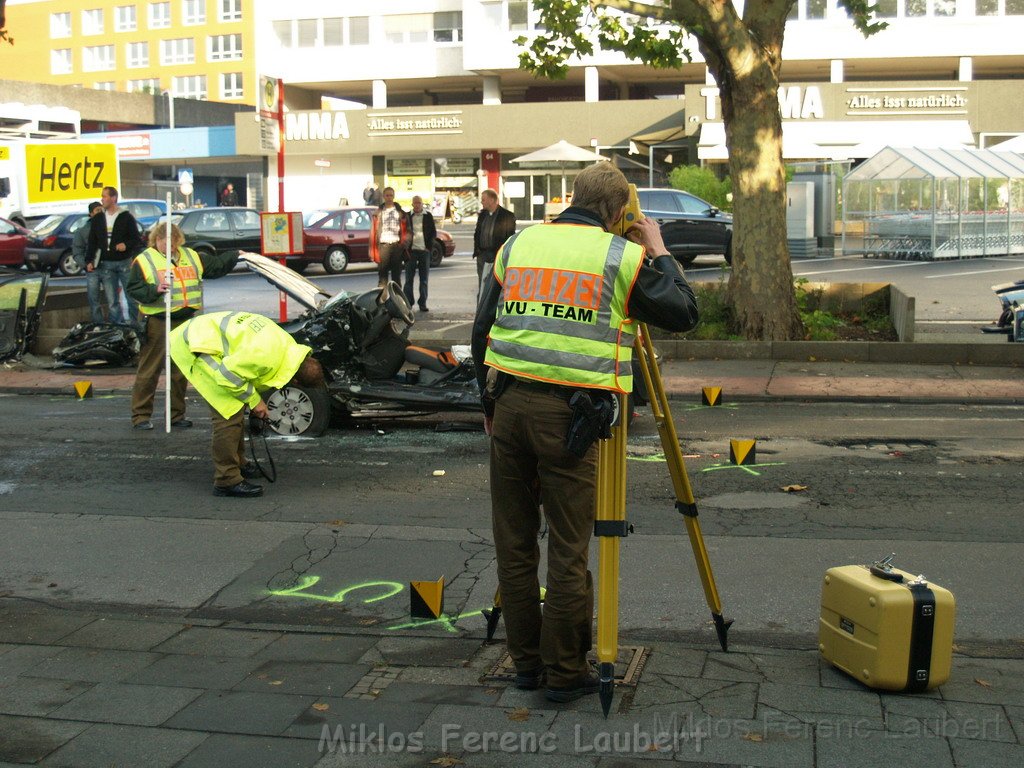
[712,612,734,652]
[598,661,615,718]
[482,607,501,643]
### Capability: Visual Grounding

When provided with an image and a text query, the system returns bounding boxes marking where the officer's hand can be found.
[156,279,169,294]
[116,243,126,252]
[627,217,669,257]
[483,416,493,436]
[252,401,269,419]
[86,263,94,273]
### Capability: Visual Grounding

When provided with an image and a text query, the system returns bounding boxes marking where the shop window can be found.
[82,8,104,35]
[115,5,137,31]
[149,2,171,29]
[434,11,463,42]
[50,12,71,38]
[51,49,73,75]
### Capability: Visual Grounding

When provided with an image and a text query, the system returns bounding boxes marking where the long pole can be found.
[163,192,172,433]
[276,77,287,323]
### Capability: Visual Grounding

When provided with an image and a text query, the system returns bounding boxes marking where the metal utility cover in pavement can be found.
[483,646,649,687]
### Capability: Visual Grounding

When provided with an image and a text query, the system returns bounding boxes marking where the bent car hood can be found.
[239,252,332,311]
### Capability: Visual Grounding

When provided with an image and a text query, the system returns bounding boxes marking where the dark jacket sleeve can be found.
[496,208,516,249]
[472,270,503,393]
[115,212,145,258]
[423,212,437,251]
[200,249,239,279]
[472,215,484,259]
[626,255,699,333]
[85,214,103,266]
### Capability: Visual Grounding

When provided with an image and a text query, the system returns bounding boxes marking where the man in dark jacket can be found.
[86,186,145,327]
[473,189,516,287]
[403,195,436,311]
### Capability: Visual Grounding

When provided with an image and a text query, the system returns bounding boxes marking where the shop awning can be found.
[697,120,976,161]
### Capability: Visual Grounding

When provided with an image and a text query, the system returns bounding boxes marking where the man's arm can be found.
[199,249,239,279]
[472,216,483,259]
[499,208,517,244]
[85,215,101,267]
[471,269,502,393]
[423,212,436,250]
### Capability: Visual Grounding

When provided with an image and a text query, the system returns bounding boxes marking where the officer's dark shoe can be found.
[241,461,261,480]
[418,305,429,312]
[213,481,263,498]
[545,673,601,703]
[514,667,546,691]
[171,419,193,429]
[132,420,153,431]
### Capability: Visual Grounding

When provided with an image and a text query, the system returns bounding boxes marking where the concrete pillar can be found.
[372,80,388,108]
[705,67,716,86]
[584,66,599,103]
[830,60,844,83]
[958,57,973,82]
[482,76,502,105]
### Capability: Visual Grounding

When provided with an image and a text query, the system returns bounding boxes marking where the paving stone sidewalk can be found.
[1,601,1021,767]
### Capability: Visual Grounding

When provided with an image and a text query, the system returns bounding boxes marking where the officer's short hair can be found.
[571,163,629,228]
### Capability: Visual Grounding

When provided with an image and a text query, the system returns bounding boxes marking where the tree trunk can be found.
[717,49,803,340]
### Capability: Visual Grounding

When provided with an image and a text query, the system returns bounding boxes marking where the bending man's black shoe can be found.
[213,480,263,498]
[545,673,600,703]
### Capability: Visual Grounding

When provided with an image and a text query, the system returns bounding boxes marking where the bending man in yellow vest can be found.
[170,311,325,498]
[126,223,238,431]
[471,163,699,703]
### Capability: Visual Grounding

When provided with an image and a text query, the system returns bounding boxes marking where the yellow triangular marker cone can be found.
[74,381,93,399]
[410,576,445,619]
[730,439,756,466]
[701,387,722,406]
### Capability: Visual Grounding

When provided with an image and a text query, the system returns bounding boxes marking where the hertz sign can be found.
[24,143,120,205]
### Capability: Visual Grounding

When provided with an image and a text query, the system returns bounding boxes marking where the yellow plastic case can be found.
[819,561,955,691]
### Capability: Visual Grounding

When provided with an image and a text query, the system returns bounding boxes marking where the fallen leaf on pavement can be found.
[312,703,329,712]
[781,485,808,493]
[430,757,464,767]
[269,680,284,686]
[329,520,346,526]
[506,707,530,722]
[743,732,764,742]
[975,679,993,688]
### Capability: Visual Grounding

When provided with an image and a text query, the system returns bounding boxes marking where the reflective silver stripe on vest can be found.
[487,337,620,374]
[494,235,628,344]
[185,313,255,401]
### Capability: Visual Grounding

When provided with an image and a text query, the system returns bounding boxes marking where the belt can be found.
[512,377,576,400]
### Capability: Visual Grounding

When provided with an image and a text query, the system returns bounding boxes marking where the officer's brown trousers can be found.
[131,315,188,425]
[489,382,597,689]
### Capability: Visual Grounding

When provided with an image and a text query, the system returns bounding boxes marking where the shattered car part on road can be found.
[52,322,141,367]
[0,267,48,362]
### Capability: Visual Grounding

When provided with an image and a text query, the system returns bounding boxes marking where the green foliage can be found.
[668,165,730,211]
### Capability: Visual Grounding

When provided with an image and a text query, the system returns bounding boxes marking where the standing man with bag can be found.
[473,189,516,288]
[86,186,145,328]
[404,195,436,312]
[125,223,238,431]
[471,163,698,703]
[369,187,410,287]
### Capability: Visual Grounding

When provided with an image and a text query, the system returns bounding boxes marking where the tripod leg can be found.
[595,396,628,717]
[635,324,732,652]
[482,589,502,643]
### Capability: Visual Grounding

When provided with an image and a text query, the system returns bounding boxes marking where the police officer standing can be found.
[471,163,699,703]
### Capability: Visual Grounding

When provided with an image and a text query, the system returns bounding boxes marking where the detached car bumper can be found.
[24,247,62,271]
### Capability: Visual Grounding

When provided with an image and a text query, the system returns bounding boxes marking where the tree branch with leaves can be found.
[516,0,883,340]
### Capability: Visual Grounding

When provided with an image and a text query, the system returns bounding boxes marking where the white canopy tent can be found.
[511,140,607,203]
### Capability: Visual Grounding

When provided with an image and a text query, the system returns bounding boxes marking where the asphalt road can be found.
[1,392,1021,654]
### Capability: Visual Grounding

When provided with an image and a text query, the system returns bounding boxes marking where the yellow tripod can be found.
[482,323,731,716]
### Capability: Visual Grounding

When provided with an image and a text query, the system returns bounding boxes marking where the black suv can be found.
[171,207,262,258]
[637,188,732,266]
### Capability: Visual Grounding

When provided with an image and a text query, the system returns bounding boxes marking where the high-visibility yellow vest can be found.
[135,246,204,316]
[170,311,313,418]
[484,223,644,394]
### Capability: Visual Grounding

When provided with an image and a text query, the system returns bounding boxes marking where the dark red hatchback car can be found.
[0,216,29,269]
[301,206,455,274]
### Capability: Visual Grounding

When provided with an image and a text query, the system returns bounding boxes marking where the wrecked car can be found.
[0,267,48,362]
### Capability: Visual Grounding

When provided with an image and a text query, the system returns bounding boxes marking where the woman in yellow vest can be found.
[126,223,238,431]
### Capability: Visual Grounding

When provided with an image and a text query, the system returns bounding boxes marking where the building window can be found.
[221,72,243,99]
[82,8,104,35]
[126,41,149,67]
[349,16,369,45]
[975,0,998,13]
[434,11,462,42]
[83,45,115,71]
[1008,0,1024,12]
[172,75,207,99]
[509,1,529,30]
[94,82,115,91]
[115,5,137,31]
[51,49,73,75]
[272,20,293,47]
[182,0,206,25]
[297,18,317,47]
[324,17,343,46]
[219,0,241,22]
[161,38,195,64]
[128,78,161,93]
[149,2,171,28]
[50,12,72,38]
[208,33,242,60]
[874,0,896,16]
[384,14,431,45]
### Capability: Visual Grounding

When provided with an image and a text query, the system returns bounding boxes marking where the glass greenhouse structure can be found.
[842,147,1024,260]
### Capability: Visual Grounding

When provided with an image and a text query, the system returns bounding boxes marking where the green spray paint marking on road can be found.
[386,609,485,633]
[680,402,740,411]
[701,461,787,477]
[628,453,666,463]
[267,576,403,604]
